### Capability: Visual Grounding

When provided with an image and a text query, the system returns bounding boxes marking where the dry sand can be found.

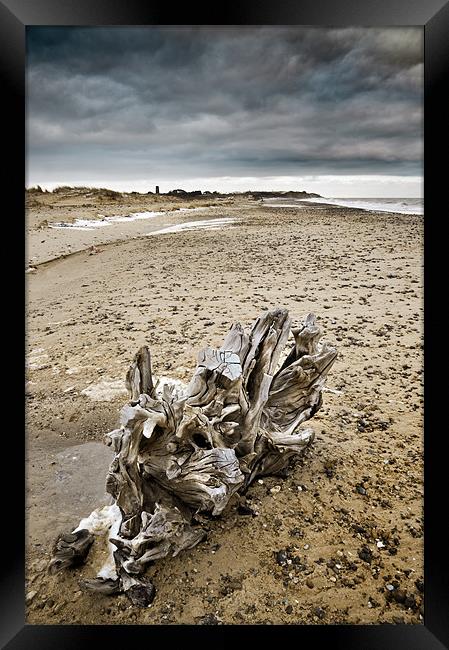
[25,189,424,625]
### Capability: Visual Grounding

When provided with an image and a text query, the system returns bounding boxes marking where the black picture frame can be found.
[2,0,448,647]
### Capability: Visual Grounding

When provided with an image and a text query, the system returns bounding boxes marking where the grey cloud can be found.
[26,26,423,185]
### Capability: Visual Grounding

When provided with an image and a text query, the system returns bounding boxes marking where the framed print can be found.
[1,0,448,648]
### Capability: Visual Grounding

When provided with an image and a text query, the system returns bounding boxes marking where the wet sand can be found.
[25,190,424,624]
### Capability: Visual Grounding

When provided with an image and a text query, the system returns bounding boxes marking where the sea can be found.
[263,197,423,216]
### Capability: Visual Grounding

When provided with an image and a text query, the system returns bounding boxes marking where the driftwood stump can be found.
[49,308,337,606]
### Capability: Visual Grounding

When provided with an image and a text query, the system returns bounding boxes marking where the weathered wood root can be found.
[48,529,94,574]
[50,308,337,605]
[125,580,156,607]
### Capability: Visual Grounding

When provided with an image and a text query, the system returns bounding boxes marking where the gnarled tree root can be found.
[49,308,337,606]
[48,529,94,574]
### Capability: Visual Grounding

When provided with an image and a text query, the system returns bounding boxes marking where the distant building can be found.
[155,186,159,194]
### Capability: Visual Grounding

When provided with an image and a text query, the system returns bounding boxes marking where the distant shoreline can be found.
[25,187,422,269]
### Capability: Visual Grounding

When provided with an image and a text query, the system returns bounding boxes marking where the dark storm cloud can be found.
[26,26,423,184]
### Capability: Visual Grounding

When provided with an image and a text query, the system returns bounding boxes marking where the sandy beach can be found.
[25,189,424,625]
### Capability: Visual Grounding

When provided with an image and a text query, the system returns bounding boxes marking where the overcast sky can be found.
[26,26,423,197]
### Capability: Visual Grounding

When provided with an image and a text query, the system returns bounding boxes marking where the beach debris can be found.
[88,245,103,255]
[49,308,337,605]
[48,529,94,573]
